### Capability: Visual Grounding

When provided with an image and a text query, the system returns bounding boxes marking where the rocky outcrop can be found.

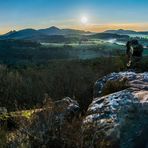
[83,72,148,148]
[52,97,80,121]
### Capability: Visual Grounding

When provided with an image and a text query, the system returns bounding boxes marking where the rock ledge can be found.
[83,72,148,148]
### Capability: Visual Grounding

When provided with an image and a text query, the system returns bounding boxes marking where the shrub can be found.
[0,127,7,147]
[102,78,129,96]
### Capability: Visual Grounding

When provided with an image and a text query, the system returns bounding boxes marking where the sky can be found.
[0,0,148,34]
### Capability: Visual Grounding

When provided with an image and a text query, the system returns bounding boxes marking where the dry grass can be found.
[5,98,83,148]
[102,77,129,96]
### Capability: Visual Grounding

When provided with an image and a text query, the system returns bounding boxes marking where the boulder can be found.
[83,72,148,148]
[53,97,80,121]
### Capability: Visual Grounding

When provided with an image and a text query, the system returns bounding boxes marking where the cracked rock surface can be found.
[83,72,148,148]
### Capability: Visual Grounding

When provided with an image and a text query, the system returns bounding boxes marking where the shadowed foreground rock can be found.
[82,72,148,148]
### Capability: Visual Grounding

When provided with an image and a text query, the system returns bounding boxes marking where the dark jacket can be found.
[126,40,143,58]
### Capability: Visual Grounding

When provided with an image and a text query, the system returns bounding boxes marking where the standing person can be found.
[126,40,143,69]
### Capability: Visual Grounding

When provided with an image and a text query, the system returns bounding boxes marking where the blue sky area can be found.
[0,0,148,33]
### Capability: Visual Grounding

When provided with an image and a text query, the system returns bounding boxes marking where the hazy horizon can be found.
[0,0,148,34]
[1,25,148,36]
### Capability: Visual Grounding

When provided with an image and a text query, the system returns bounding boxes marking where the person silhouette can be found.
[126,40,143,69]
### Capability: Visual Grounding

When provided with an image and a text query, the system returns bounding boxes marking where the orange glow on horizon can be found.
[0,23,148,34]
[69,23,148,32]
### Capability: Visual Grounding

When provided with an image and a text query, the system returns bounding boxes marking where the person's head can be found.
[126,39,139,48]
[131,39,139,45]
[126,41,130,48]
[126,39,144,58]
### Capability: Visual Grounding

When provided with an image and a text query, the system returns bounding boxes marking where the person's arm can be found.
[140,45,144,57]
[126,41,130,55]
[140,44,144,53]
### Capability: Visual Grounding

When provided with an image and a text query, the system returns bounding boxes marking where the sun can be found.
[81,16,88,24]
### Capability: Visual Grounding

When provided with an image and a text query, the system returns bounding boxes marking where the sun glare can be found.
[81,16,88,24]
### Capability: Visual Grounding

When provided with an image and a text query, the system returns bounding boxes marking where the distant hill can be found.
[88,33,129,40]
[0,26,91,42]
[0,29,44,40]
[139,31,148,35]
[38,26,90,36]
[2,30,17,36]
[38,26,63,36]
[104,29,137,35]
[104,29,148,36]
[62,29,91,35]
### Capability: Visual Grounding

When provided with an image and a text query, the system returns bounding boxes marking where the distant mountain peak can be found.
[49,26,60,30]
[38,26,62,35]
[9,30,16,33]
[41,26,61,31]
[118,29,124,31]
[104,29,137,35]
[4,30,17,36]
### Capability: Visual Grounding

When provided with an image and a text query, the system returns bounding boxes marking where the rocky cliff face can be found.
[82,72,148,148]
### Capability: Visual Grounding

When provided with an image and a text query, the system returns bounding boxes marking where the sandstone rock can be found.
[53,97,80,120]
[83,72,148,148]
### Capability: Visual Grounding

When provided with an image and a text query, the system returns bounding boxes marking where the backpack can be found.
[132,44,143,57]
[127,40,143,57]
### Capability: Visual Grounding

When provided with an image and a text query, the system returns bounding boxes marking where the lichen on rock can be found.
[82,72,148,148]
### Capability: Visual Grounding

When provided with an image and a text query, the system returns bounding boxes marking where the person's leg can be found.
[132,57,142,72]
